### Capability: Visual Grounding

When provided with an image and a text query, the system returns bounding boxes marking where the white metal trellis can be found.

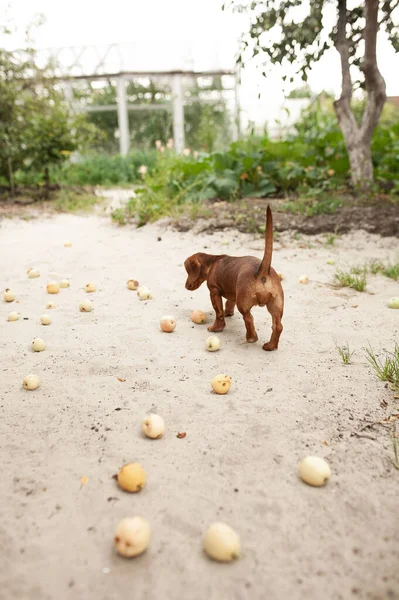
[31,43,241,155]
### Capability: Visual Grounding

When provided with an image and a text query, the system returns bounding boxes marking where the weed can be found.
[324,233,338,246]
[364,343,399,393]
[369,259,399,280]
[369,259,385,275]
[54,189,99,213]
[332,267,367,292]
[280,195,343,217]
[336,341,354,365]
[187,203,212,220]
[111,208,127,225]
[382,262,399,281]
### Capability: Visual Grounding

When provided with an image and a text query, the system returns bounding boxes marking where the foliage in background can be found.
[0,29,100,195]
[225,0,399,188]
[6,92,399,224]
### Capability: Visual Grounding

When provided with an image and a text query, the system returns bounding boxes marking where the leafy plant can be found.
[0,27,101,195]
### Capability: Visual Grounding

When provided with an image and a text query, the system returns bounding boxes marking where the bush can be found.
[48,151,159,186]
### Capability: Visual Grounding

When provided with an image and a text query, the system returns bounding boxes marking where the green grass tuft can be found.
[332,267,368,292]
[369,259,399,280]
[336,341,354,365]
[364,343,399,393]
[110,208,127,225]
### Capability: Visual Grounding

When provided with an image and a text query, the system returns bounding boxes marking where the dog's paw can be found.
[262,342,277,351]
[208,322,225,333]
[246,334,258,343]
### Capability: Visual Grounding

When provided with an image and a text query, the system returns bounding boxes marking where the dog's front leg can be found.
[208,292,226,332]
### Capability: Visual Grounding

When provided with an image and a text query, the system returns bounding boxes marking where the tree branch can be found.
[379,0,399,26]
[336,0,352,101]
[360,0,387,143]
[333,0,359,141]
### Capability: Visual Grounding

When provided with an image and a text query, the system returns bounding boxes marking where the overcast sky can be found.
[2,0,399,128]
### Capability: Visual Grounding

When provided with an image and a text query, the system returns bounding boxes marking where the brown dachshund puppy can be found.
[184,206,283,351]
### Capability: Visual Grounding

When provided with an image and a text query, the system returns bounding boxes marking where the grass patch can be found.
[369,259,399,280]
[111,208,127,225]
[324,232,340,246]
[54,189,99,213]
[335,341,354,365]
[281,195,344,217]
[332,267,368,292]
[364,343,399,393]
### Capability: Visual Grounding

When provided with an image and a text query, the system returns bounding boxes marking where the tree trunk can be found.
[347,141,374,186]
[7,157,16,197]
[44,166,50,200]
[334,102,375,188]
[333,0,386,191]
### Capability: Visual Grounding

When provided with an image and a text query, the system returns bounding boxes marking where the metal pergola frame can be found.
[63,69,241,155]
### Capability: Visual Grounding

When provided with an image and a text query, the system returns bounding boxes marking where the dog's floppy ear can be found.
[185,255,201,277]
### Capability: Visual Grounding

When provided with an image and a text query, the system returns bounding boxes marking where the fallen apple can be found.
[142,414,165,439]
[27,268,40,278]
[4,289,15,302]
[32,338,46,352]
[191,310,207,324]
[203,522,240,562]
[46,282,60,295]
[79,300,92,312]
[59,279,70,288]
[206,335,221,352]
[299,456,331,487]
[7,312,19,322]
[40,314,51,325]
[117,463,146,493]
[211,374,231,395]
[387,297,399,309]
[127,279,139,290]
[46,301,57,309]
[23,374,40,390]
[138,287,152,301]
[160,315,176,333]
[85,282,96,293]
[114,517,150,558]
[64,241,72,247]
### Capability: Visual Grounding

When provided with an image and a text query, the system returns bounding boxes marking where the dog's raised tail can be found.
[257,205,273,280]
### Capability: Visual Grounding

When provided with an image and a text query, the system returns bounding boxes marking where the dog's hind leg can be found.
[237,306,258,343]
[208,292,226,332]
[263,298,283,351]
[224,300,235,317]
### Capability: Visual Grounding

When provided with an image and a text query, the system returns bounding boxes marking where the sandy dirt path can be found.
[0,212,398,600]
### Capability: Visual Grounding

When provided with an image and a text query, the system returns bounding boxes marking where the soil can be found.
[1,191,398,238]
[0,206,398,600]
[175,197,399,237]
